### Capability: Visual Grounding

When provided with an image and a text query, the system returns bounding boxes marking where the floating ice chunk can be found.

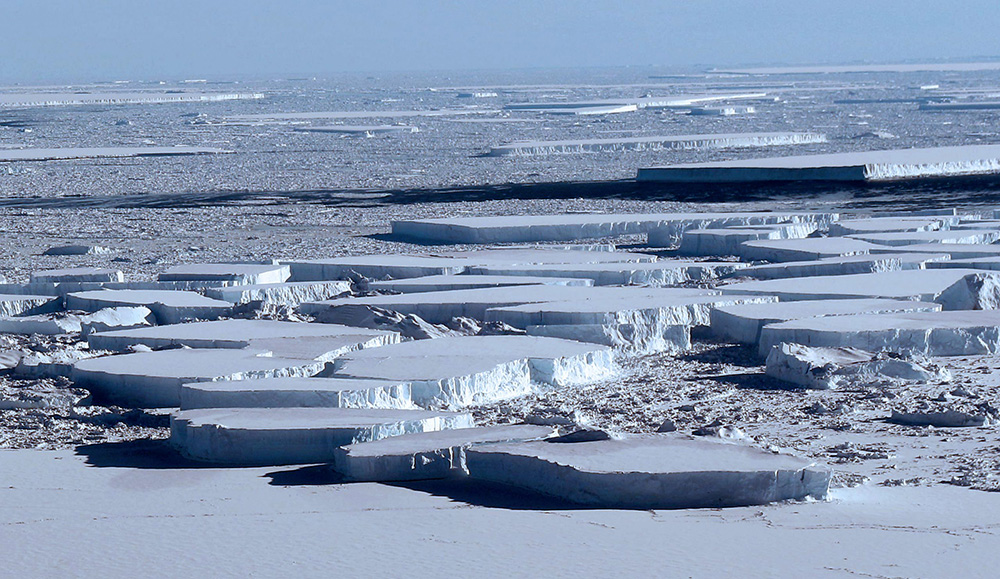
[467,261,746,287]
[0,313,82,335]
[304,286,714,325]
[158,263,290,285]
[65,290,232,325]
[204,280,352,306]
[927,256,1000,272]
[331,336,615,407]
[295,125,419,135]
[873,243,1000,259]
[711,299,941,345]
[765,343,950,390]
[72,348,325,407]
[332,425,555,482]
[678,223,817,257]
[393,212,838,245]
[490,294,771,354]
[466,434,831,509]
[847,229,1000,247]
[30,268,124,284]
[739,238,880,261]
[0,306,153,336]
[87,319,399,355]
[828,217,957,236]
[736,253,951,280]
[42,245,112,256]
[0,294,61,317]
[287,249,655,281]
[368,274,592,293]
[484,132,824,157]
[889,409,988,427]
[637,145,1000,183]
[78,307,155,336]
[179,376,415,410]
[721,269,998,309]
[170,407,474,465]
[689,105,756,115]
[758,310,1000,357]
[526,323,691,354]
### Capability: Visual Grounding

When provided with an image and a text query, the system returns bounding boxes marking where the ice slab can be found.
[71,348,325,407]
[721,269,1000,310]
[88,319,400,358]
[204,280,352,306]
[158,263,290,285]
[927,257,1000,272]
[0,91,263,107]
[466,434,830,509]
[467,261,747,287]
[331,336,615,407]
[295,125,419,135]
[677,224,817,257]
[759,310,1000,356]
[30,268,124,283]
[765,343,949,390]
[304,285,716,325]
[0,280,235,297]
[227,109,488,121]
[484,132,825,157]
[170,407,474,465]
[828,216,957,236]
[286,249,655,281]
[690,105,757,116]
[368,275,592,293]
[392,212,838,245]
[0,306,154,336]
[711,299,941,345]
[871,243,1000,259]
[739,238,880,262]
[847,230,1000,247]
[332,425,555,482]
[489,294,772,354]
[65,290,232,325]
[0,294,62,317]
[42,245,111,256]
[179,376,415,410]
[637,145,1000,183]
[0,146,227,162]
[736,253,951,280]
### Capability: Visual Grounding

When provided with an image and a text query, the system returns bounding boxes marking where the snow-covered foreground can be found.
[1,448,997,578]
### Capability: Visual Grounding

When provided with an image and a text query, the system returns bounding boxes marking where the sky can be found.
[3,0,999,83]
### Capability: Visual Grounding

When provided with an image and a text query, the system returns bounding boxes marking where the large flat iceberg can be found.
[637,145,1000,183]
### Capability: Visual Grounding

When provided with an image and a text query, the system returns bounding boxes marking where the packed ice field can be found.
[3,206,1000,507]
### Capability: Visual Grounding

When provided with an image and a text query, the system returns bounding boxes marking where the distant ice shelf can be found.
[0,92,263,108]
[0,146,229,162]
[637,145,1000,183]
[919,102,1000,112]
[716,62,1000,75]
[484,132,825,157]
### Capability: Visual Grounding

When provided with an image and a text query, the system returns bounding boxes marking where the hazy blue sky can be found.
[3,0,999,83]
